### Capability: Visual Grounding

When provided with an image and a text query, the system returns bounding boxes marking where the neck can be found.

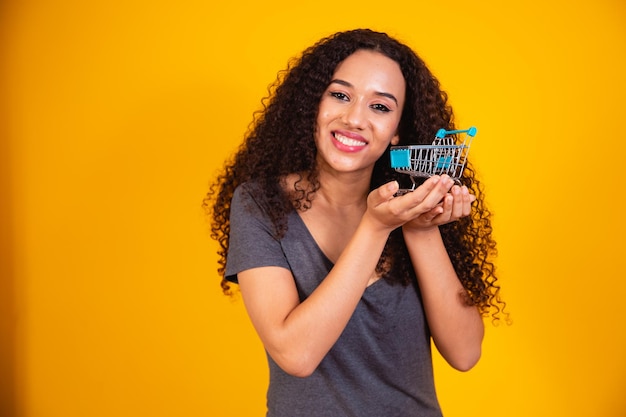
[315,169,371,210]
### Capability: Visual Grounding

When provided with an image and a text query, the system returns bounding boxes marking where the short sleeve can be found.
[224,183,291,283]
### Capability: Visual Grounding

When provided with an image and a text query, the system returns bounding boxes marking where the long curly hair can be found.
[204,29,507,322]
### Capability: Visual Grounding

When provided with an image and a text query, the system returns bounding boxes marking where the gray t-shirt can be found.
[225,182,443,417]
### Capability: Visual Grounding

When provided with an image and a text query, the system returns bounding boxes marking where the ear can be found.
[391,133,400,146]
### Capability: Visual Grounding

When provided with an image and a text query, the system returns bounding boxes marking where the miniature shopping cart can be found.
[390,127,477,194]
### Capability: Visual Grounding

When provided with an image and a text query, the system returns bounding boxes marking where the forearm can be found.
[241,215,392,377]
[286,219,390,365]
[403,226,484,371]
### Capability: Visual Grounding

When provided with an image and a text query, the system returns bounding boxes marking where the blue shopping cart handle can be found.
[435,126,477,138]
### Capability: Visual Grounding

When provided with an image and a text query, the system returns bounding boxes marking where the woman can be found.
[205,28,505,417]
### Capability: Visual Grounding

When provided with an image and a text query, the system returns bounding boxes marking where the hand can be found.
[403,179,476,232]
[365,175,457,231]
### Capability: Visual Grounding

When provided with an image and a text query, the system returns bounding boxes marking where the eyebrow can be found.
[329,79,398,105]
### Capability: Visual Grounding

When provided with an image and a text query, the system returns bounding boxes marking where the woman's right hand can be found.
[365,175,455,230]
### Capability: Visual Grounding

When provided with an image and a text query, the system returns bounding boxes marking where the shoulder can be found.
[231,181,268,224]
[234,175,304,211]
[231,180,290,227]
[232,180,266,207]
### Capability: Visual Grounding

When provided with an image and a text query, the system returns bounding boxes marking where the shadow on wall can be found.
[0,143,17,417]
[0,5,18,416]
[0,109,17,416]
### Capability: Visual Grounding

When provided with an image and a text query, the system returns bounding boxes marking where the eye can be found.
[329,91,349,101]
[371,103,391,113]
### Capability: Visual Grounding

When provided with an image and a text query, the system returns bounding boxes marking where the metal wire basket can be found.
[390,127,477,194]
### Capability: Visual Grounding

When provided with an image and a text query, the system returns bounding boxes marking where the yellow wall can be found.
[2,0,625,416]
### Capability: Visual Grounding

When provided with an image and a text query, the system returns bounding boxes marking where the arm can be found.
[238,177,452,377]
[403,180,484,371]
[238,217,389,378]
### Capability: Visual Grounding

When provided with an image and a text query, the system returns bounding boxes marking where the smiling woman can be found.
[203,28,505,417]
[315,50,405,175]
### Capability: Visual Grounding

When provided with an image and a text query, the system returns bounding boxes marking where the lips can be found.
[332,131,367,150]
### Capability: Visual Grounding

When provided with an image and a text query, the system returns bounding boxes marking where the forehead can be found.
[331,50,405,97]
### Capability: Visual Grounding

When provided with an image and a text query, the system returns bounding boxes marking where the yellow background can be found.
[2,0,625,416]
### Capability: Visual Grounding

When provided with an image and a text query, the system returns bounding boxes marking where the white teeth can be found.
[334,133,365,147]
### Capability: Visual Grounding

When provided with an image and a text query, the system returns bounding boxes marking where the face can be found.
[315,49,406,177]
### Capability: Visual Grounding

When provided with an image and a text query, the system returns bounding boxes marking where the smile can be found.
[333,133,366,147]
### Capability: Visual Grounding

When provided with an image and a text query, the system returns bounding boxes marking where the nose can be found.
[341,101,367,129]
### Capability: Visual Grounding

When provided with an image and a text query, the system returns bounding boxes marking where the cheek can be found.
[317,103,333,122]
[380,119,401,138]
[315,107,336,137]
[314,113,324,134]
[316,97,331,117]
[315,108,327,127]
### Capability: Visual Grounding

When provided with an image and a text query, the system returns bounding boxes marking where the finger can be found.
[421,204,445,223]
[450,186,465,219]
[369,181,399,208]
[458,186,478,217]
[461,186,474,217]
[393,175,455,221]
[440,193,455,221]
[389,176,441,213]
[411,175,454,213]
[405,175,442,201]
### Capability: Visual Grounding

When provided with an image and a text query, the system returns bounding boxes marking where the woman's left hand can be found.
[402,182,476,231]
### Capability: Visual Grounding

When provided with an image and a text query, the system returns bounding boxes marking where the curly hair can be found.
[203,28,507,323]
